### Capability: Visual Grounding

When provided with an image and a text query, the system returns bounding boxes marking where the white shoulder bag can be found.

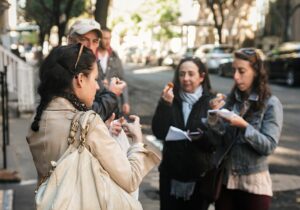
[35,110,142,210]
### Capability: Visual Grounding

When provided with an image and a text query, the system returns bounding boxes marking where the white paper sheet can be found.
[165,126,191,141]
[208,108,237,120]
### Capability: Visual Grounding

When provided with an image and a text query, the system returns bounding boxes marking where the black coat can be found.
[152,90,216,181]
[92,87,119,121]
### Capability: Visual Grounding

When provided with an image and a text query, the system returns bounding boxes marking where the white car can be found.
[194,44,234,73]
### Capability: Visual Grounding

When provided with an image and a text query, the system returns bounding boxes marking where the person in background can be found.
[152,57,216,210]
[27,44,160,202]
[68,19,125,121]
[208,48,283,210]
[98,27,130,117]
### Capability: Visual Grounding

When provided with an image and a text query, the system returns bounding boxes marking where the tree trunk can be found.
[94,0,110,28]
[217,26,223,44]
[58,22,66,45]
[283,0,291,42]
[38,30,45,51]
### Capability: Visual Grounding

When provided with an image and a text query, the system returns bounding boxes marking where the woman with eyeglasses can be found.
[152,57,218,210]
[209,48,283,210]
[27,44,160,206]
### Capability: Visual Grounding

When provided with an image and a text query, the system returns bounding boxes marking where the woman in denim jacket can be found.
[209,48,283,210]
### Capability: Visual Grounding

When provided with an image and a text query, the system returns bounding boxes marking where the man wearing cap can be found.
[68,19,125,121]
[98,27,130,116]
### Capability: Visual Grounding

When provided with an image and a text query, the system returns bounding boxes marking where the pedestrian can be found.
[98,27,130,117]
[152,57,217,210]
[68,19,125,121]
[208,48,283,210]
[27,44,160,207]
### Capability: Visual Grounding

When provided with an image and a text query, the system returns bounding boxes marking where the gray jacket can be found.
[208,92,283,175]
[98,50,129,106]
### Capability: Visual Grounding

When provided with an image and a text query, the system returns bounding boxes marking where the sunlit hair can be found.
[31,44,96,131]
[228,48,271,112]
[172,57,212,95]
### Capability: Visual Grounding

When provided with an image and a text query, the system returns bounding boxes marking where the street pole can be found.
[1,69,7,169]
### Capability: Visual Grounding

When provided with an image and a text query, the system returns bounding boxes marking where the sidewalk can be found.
[1,115,300,210]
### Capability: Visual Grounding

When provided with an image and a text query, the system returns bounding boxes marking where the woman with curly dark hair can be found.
[209,48,283,210]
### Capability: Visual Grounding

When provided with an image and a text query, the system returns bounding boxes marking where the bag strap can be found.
[77,110,96,152]
[35,110,96,191]
[67,110,96,146]
[67,111,83,145]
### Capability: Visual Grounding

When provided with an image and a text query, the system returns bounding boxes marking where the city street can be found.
[0,64,299,210]
[1,0,300,209]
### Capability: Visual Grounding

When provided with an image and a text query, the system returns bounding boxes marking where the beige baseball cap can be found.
[69,19,101,37]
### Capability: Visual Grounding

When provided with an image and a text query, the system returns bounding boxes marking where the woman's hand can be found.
[222,114,249,128]
[105,113,123,136]
[109,119,123,136]
[121,115,143,143]
[161,83,174,104]
[108,77,126,96]
[209,93,226,110]
[105,113,115,129]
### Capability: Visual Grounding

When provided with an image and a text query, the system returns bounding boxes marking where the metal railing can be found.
[0,44,35,169]
[0,44,35,113]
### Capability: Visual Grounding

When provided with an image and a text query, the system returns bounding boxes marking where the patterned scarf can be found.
[60,92,88,111]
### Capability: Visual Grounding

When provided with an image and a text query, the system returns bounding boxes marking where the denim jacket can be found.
[208,92,283,175]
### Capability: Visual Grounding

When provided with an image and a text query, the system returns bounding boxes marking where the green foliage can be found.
[137,0,181,41]
[24,0,86,22]
[131,13,142,24]
[68,0,87,17]
[23,0,87,45]
[153,26,180,40]
[159,8,180,23]
[111,16,125,28]
[20,31,39,44]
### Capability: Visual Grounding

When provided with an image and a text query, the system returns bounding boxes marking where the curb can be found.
[0,189,13,210]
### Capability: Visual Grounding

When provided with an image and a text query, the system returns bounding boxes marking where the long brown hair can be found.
[227,48,271,112]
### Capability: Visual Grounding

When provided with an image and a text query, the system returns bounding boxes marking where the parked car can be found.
[194,44,234,73]
[144,49,162,66]
[162,47,198,67]
[265,42,300,86]
[217,57,234,77]
[218,49,265,77]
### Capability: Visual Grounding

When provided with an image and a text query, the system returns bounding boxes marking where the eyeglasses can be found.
[235,48,258,63]
[238,48,256,55]
[74,43,84,72]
